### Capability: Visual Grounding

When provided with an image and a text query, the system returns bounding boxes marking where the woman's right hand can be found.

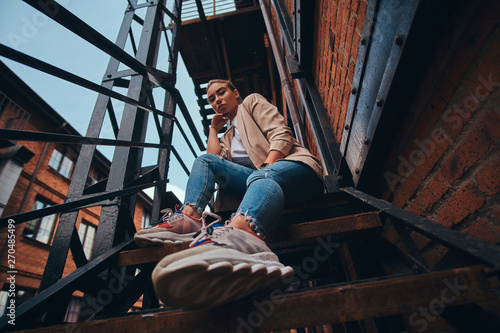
[210,113,229,132]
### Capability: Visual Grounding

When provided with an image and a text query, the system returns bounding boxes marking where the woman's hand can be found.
[210,113,229,132]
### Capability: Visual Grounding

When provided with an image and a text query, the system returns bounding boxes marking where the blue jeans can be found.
[183,154,324,235]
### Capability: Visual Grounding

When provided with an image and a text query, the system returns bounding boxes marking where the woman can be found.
[135,79,324,310]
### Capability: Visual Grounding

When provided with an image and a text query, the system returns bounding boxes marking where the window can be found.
[64,297,81,322]
[0,288,36,316]
[48,148,75,178]
[142,209,152,229]
[23,198,58,245]
[78,221,96,259]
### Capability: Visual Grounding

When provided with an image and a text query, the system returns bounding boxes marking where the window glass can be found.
[48,148,75,178]
[142,209,152,229]
[48,149,63,170]
[23,199,57,245]
[78,221,96,259]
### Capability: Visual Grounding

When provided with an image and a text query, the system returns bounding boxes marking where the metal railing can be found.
[181,0,257,21]
[0,0,204,328]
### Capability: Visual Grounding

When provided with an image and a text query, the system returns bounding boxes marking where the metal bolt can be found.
[364,138,370,145]
[355,169,360,174]
[107,74,112,78]
[376,98,384,107]
[345,124,350,130]
[395,35,404,46]
[361,38,367,46]
[351,87,357,95]
[297,9,301,14]
[298,38,301,43]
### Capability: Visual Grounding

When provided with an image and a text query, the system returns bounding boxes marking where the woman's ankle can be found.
[181,205,202,220]
[228,215,254,234]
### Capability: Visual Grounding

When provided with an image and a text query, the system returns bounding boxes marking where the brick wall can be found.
[0,102,152,304]
[269,0,367,162]
[376,0,500,267]
[312,0,367,142]
[271,0,499,269]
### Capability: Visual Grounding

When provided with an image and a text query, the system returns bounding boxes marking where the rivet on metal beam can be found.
[361,38,367,46]
[351,87,357,95]
[395,35,404,46]
[376,98,384,107]
[345,124,350,130]
[364,138,370,145]
[355,169,360,174]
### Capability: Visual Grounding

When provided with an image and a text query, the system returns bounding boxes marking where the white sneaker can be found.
[134,208,202,247]
[152,212,294,310]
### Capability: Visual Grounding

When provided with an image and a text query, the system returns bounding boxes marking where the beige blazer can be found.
[214,93,324,211]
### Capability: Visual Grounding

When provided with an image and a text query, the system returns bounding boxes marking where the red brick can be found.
[422,245,449,269]
[465,219,500,244]
[400,172,420,202]
[351,0,360,13]
[411,232,431,251]
[476,154,500,196]
[443,97,474,140]
[355,6,365,33]
[442,110,500,183]
[417,171,449,211]
[436,182,486,227]
[407,201,425,217]
[392,189,407,208]
[383,224,400,246]
[412,133,451,182]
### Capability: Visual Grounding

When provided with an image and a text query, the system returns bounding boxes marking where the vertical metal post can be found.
[259,0,306,146]
[38,1,139,293]
[90,1,165,260]
[151,0,183,224]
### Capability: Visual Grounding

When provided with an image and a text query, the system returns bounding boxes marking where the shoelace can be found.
[189,211,230,247]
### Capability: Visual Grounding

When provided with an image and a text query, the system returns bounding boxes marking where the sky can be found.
[0,0,209,202]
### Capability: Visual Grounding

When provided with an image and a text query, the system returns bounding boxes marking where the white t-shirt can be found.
[230,116,255,169]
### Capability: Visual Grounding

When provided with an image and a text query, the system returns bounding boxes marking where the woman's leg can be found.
[230,160,324,235]
[182,153,254,217]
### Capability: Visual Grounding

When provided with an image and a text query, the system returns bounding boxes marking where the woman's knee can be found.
[194,153,220,165]
[246,169,280,188]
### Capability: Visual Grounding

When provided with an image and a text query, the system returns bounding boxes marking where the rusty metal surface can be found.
[17,265,497,333]
[117,242,189,267]
[117,212,381,267]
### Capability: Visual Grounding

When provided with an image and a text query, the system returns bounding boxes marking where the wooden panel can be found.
[117,212,381,267]
[20,265,497,332]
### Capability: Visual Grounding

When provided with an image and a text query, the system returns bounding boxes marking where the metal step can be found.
[16,265,499,332]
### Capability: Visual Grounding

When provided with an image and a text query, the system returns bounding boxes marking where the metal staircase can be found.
[0,0,499,332]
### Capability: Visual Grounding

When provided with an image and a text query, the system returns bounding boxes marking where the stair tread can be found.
[20,265,495,333]
[117,211,381,267]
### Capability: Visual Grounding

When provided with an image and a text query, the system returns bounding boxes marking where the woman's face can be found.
[207,82,240,117]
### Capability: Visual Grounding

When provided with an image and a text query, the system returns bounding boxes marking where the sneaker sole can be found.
[152,249,294,310]
[134,231,197,247]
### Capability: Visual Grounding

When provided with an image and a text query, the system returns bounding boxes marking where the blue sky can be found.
[0,0,208,201]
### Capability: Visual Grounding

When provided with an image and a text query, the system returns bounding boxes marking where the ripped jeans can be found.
[183,153,324,235]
